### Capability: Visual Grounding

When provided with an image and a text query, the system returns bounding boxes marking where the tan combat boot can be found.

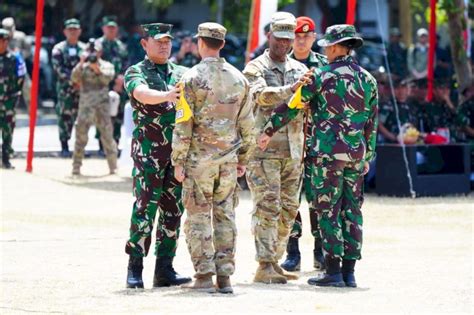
[181,272,216,293]
[216,276,233,294]
[107,156,117,175]
[253,262,287,284]
[72,165,80,175]
[272,262,299,280]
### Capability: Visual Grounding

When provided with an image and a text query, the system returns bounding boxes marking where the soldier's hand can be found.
[291,68,314,92]
[166,88,181,103]
[257,134,271,151]
[237,164,246,177]
[174,165,185,182]
[362,161,370,175]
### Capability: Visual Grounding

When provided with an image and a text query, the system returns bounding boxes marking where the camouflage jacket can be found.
[0,50,26,105]
[124,57,188,161]
[243,50,308,160]
[263,55,378,163]
[419,101,454,134]
[51,40,86,94]
[171,57,255,167]
[455,98,474,142]
[97,36,128,77]
[71,59,115,107]
[379,100,418,135]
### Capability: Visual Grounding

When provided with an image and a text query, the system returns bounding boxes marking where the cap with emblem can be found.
[317,24,363,48]
[141,23,173,39]
[195,22,226,40]
[0,28,10,39]
[270,12,296,39]
[102,15,118,27]
[64,18,81,29]
[295,16,315,34]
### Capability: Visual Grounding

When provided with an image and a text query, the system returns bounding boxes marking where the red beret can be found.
[295,16,315,33]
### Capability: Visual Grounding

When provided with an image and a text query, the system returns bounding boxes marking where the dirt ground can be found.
[1,158,473,314]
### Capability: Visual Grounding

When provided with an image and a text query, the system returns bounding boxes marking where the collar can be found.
[331,55,353,64]
[144,56,171,70]
[201,56,225,63]
[264,49,293,73]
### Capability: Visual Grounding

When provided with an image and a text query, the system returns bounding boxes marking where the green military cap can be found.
[141,23,173,39]
[0,28,10,39]
[102,15,118,27]
[195,22,226,40]
[270,12,296,39]
[64,18,81,29]
[317,24,363,48]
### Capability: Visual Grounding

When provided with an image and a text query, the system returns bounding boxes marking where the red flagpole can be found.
[346,0,357,25]
[26,0,45,173]
[427,0,437,101]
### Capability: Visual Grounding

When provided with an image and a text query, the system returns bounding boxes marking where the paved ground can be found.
[1,158,472,314]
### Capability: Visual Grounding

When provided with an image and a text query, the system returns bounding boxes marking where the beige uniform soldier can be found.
[172,22,255,294]
[71,41,117,175]
[243,12,311,284]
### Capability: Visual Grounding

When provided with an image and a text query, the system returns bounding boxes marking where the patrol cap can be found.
[0,28,10,39]
[417,28,428,37]
[270,12,296,39]
[141,23,173,39]
[1,17,15,31]
[195,22,226,40]
[295,16,315,34]
[102,15,118,27]
[64,18,81,29]
[317,24,363,48]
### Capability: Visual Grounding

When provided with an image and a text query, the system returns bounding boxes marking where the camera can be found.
[86,38,98,63]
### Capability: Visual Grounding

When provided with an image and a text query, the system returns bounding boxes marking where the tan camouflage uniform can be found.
[71,59,117,173]
[172,48,255,278]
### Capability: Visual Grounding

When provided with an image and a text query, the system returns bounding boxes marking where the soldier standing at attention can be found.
[243,12,312,284]
[259,25,378,288]
[71,40,117,175]
[281,16,328,273]
[123,23,191,289]
[0,28,25,169]
[96,16,128,150]
[52,19,86,157]
[172,22,255,294]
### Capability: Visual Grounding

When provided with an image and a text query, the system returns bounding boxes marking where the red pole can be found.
[427,0,437,101]
[26,0,45,173]
[346,0,357,25]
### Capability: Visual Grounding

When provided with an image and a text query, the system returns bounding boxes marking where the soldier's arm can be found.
[364,82,379,162]
[97,62,115,85]
[51,46,70,81]
[236,84,256,165]
[71,62,83,85]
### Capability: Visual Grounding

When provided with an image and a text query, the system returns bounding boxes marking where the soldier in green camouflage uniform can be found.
[71,41,117,175]
[96,16,128,147]
[243,12,314,284]
[123,23,191,289]
[52,19,86,157]
[0,28,25,169]
[172,22,255,294]
[259,24,378,288]
[281,16,328,272]
[455,84,474,172]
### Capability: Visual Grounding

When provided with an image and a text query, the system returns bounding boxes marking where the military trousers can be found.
[0,99,16,157]
[55,89,79,142]
[311,158,364,260]
[72,101,117,169]
[125,158,184,257]
[246,158,302,263]
[182,162,239,278]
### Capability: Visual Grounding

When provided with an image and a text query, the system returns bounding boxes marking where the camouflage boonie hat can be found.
[102,15,118,27]
[271,12,296,39]
[195,22,226,40]
[64,18,81,29]
[0,28,10,39]
[142,23,173,39]
[317,24,363,48]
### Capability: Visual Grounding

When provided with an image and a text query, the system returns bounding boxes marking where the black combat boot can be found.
[307,257,345,287]
[280,238,301,271]
[313,239,325,270]
[126,256,144,289]
[341,259,357,288]
[153,256,192,287]
[60,140,71,158]
[1,144,13,169]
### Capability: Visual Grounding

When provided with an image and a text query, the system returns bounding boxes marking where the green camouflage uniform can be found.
[288,50,327,241]
[124,51,188,258]
[243,50,308,263]
[172,31,255,278]
[379,99,418,141]
[52,39,86,143]
[71,59,117,171]
[263,51,378,261]
[0,30,26,159]
[455,97,474,170]
[419,101,455,136]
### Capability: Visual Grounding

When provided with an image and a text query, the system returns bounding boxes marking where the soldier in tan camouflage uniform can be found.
[172,22,255,294]
[71,40,117,175]
[243,12,313,284]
